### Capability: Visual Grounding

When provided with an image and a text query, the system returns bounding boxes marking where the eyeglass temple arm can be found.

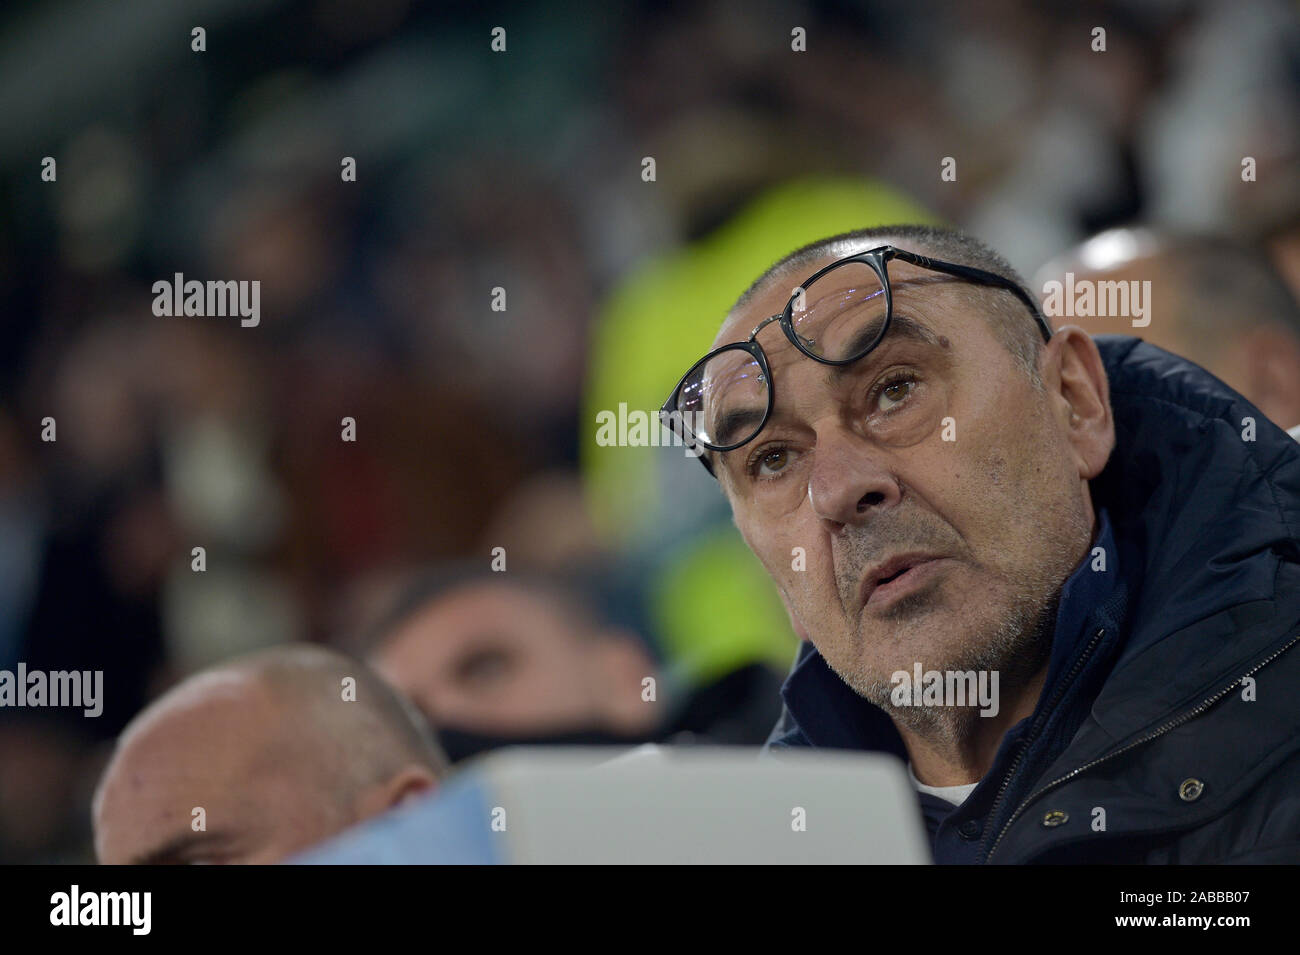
[887,250,1053,342]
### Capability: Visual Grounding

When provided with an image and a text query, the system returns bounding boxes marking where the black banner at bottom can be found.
[0,864,1288,941]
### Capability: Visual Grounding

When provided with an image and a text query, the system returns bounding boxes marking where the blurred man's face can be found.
[371,583,642,736]
[1047,256,1300,430]
[1041,257,1217,374]
[94,675,351,864]
[714,250,1099,713]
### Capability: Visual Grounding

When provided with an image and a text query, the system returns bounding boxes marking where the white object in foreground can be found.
[295,745,930,864]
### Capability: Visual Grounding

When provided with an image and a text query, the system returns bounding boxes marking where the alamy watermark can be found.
[595,404,705,457]
[50,885,150,935]
[0,663,102,717]
[890,664,999,717]
[152,273,260,327]
[1041,272,1151,327]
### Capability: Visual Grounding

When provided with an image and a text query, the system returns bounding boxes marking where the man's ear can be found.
[354,765,438,822]
[1041,325,1114,480]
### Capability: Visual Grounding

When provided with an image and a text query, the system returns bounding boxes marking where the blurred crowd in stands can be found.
[1,0,1298,861]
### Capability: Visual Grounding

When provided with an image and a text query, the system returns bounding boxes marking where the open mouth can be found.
[877,567,909,586]
[861,555,949,610]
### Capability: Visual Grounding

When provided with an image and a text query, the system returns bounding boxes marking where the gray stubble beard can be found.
[828,511,1087,746]
[851,587,1059,744]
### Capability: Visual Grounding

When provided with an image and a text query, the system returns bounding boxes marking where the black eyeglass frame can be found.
[660,244,1053,476]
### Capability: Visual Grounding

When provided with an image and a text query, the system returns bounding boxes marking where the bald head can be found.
[93,645,446,865]
[1036,229,1300,430]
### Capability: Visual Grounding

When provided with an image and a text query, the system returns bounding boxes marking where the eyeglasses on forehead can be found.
[660,244,1052,477]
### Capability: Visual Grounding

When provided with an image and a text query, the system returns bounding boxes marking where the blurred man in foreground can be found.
[661,223,1300,863]
[1036,228,1300,432]
[93,644,445,864]
[365,569,783,762]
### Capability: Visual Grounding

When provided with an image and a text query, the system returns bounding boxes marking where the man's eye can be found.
[876,378,915,412]
[456,648,512,689]
[756,448,790,476]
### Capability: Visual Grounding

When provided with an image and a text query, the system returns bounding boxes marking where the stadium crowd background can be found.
[1,0,1298,861]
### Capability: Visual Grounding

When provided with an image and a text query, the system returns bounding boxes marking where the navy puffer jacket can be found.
[766,336,1300,864]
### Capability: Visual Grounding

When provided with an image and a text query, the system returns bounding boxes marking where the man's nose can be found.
[806,428,901,532]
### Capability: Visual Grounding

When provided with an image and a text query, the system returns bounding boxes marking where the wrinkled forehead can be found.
[716,241,951,347]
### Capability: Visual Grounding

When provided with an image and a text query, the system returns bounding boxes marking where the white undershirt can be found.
[907,762,979,807]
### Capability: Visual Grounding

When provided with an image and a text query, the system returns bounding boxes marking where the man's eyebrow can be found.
[822,312,941,383]
[710,406,766,448]
[131,828,238,865]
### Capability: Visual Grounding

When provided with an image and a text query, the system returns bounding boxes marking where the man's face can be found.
[94,674,351,864]
[713,249,1094,708]
[371,583,609,735]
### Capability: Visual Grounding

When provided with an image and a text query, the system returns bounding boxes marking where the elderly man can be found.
[661,224,1300,863]
[93,644,446,864]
